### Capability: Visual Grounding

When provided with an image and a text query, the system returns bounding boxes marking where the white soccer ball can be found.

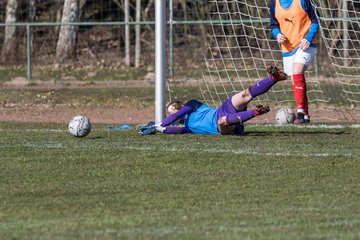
[68,115,91,137]
[276,107,295,125]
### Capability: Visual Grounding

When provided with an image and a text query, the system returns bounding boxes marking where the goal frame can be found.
[155,0,166,123]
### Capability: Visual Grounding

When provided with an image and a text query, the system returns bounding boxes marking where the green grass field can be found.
[1,122,359,239]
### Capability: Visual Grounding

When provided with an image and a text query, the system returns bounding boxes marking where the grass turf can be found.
[0,122,359,239]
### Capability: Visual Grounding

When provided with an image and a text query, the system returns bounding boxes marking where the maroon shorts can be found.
[216,97,237,119]
[216,97,244,135]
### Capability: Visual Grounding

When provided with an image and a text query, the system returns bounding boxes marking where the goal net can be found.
[168,0,360,124]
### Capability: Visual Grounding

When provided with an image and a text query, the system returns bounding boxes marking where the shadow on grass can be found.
[87,136,104,140]
[243,130,349,136]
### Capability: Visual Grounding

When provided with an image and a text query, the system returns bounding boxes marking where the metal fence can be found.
[0,21,156,80]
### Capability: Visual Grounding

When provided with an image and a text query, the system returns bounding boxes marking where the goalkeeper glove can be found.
[138,125,157,135]
[138,122,166,135]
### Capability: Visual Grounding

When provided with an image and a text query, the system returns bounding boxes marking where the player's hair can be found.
[167,101,183,110]
[167,101,184,124]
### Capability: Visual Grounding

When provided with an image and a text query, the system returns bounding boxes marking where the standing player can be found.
[269,0,320,123]
[139,66,288,135]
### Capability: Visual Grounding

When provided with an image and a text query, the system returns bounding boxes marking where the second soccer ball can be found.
[276,107,295,125]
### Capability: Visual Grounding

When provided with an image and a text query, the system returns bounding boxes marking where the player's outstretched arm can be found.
[139,124,192,135]
[160,100,201,127]
[159,126,192,134]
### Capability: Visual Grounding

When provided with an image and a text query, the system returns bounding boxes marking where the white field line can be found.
[124,146,355,159]
[2,218,360,236]
[0,124,359,133]
[0,128,67,132]
[0,125,358,159]
[107,218,360,237]
[1,142,355,159]
[261,124,360,129]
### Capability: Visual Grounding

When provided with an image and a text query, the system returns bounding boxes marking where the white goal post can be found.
[155,0,167,123]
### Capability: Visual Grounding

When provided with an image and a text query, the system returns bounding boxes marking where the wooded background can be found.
[0,0,358,70]
[0,0,157,67]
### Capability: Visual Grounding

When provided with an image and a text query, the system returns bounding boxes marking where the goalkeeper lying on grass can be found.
[139,66,288,135]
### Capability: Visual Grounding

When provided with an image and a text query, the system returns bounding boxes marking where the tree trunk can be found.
[79,0,86,20]
[28,0,36,54]
[135,0,141,68]
[124,0,131,66]
[28,0,36,21]
[55,1,63,33]
[1,0,18,64]
[56,0,79,65]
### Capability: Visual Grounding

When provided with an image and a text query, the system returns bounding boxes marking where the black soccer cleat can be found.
[294,112,305,124]
[266,65,288,81]
[254,104,270,116]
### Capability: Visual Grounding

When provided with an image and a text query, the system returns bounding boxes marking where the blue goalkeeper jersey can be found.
[184,103,219,134]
